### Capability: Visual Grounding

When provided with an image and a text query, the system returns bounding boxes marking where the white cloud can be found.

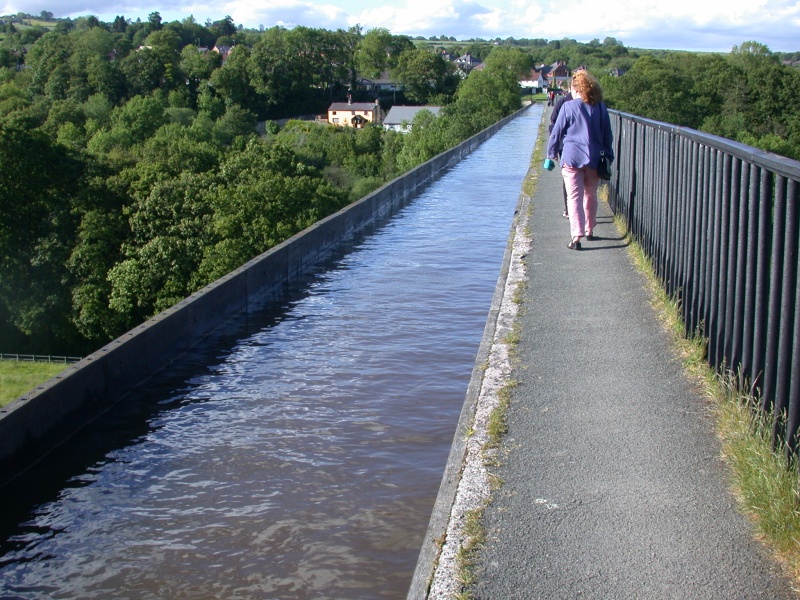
[5,0,797,51]
[224,0,349,30]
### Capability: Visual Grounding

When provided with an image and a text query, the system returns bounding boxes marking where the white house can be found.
[519,68,548,92]
[356,71,404,95]
[382,106,442,133]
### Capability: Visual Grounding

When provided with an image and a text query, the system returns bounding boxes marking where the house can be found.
[327,99,384,128]
[212,45,233,64]
[542,60,571,91]
[519,68,548,93]
[356,71,404,95]
[382,105,442,133]
[453,53,484,77]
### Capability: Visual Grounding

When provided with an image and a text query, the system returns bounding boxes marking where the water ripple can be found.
[0,105,543,599]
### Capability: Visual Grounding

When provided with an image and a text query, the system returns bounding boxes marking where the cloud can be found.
[224,0,350,30]
[6,0,798,51]
[356,0,474,37]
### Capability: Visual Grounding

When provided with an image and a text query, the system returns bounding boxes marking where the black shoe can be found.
[585,232,598,241]
[568,238,581,250]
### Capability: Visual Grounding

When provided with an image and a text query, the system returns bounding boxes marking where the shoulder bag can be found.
[597,104,612,180]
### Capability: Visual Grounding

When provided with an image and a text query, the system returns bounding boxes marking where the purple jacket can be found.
[547,99,613,169]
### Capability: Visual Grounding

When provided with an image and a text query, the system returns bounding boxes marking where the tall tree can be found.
[391,48,457,104]
[0,124,83,352]
[356,27,393,78]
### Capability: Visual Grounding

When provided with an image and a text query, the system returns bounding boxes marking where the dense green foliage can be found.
[0,13,526,355]
[601,42,800,159]
[415,36,800,159]
[1,13,797,355]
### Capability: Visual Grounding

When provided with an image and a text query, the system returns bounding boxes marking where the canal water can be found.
[0,105,542,599]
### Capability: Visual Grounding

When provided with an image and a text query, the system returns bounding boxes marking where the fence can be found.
[0,354,82,364]
[605,109,800,451]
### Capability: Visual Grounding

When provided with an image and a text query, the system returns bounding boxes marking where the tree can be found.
[248,27,293,107]
[0,124,83,352]
[120,47,165,96]
[111,16,127,33]
[67,26,120,101]
[391,48,457,104]
[177,15,215,49]
[602,55,693,127]
[68,195,129,344]
[83,92,113,129]
[395,109,450,170]
[209,45,254,111]
[356,27,393,78]
[213,103,256,146]
[109,93,167,143]
[145,28,182,55]
[249,26,323,111]
[483,46,533,78]
[197,142,348,281]
[107,172,215,321]
[147,12,162,31]
[210,15,236,39]
[455,66,521,121]
[25,30,71,96]
[180,44,222,99]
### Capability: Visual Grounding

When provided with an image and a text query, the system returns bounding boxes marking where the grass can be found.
[620,213,800,587]
[0,360,67,407]
[453,507,487,600]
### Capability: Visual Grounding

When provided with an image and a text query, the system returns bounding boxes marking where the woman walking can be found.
[546,70,613,250]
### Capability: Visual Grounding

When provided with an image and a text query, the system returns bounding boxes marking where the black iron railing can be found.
[606,110,800,450]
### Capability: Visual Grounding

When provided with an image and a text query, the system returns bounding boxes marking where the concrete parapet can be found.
[0,107,528,478]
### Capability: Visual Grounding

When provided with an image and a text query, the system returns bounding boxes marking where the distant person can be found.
[549,87,573,219]
[546,70,613,250]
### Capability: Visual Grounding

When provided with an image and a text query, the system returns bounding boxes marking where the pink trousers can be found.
[561,165,600,238]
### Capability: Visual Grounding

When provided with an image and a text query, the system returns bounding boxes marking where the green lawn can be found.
[0,360,68,407]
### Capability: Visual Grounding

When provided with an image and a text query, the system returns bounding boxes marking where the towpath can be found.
[467,116,798,599]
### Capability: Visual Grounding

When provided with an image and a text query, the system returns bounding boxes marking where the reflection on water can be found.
[0,105,542,599]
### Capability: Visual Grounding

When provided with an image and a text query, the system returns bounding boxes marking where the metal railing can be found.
[0,353,82,364]
[606,110,800,450]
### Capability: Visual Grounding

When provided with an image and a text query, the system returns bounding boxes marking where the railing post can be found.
[784,180,800,453]
[707,150,725,369]
[763,177,788,413]
[770,179,798,447]
[750,170,774,399]
[724,158,743,369]
[608,110,800,452]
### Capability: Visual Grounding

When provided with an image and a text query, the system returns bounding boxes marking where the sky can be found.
[3,0,799,53]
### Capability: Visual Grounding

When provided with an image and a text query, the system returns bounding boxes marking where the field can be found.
[0,360,67,407]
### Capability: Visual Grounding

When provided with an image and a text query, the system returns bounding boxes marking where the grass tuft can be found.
[486,381,515,449]
[454,506,488,600]
[714,374,800,578]
[616,213,800,587]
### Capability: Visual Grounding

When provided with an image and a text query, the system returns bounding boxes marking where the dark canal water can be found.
[0,105,542,599]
